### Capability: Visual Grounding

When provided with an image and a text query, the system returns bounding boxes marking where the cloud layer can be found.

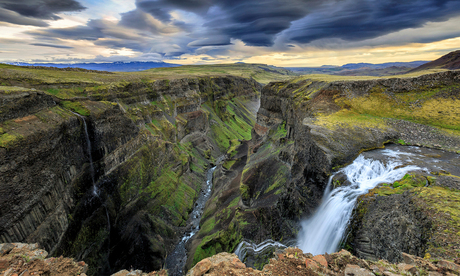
[0,0,86,26]
[2,0,460,64]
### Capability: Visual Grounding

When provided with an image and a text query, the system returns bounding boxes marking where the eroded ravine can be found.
[165,156,225,276]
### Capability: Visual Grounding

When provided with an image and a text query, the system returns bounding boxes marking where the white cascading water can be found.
[72,112,98,196]
[297,152,421,255]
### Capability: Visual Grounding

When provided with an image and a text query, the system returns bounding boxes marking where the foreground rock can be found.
[187,248,460,276]
[0,243,168,276]
[3,243,460,276]
[0,243,86,276]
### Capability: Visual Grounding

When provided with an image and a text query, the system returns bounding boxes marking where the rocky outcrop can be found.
[3,243,460,276]
[187,247,460,276]
[0,243,168,276]
[0,89,56,123]
[349,169,460,263]
[348,193,432,262]
[0,243,87,276]
[0,75,261,275]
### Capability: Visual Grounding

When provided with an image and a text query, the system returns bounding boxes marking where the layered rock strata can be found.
[190,70,460,269]
[0,76,261,275]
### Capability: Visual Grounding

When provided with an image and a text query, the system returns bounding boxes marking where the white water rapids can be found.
[297,150,421,255]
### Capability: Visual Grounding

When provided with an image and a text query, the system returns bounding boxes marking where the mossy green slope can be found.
[189,119,293,269]
[0,62,263,275]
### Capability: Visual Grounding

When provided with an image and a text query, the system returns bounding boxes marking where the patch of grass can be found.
[414,186,460,259]
[200,217,216,236]
[146,63,297,84]
[204,101,254,152]
[292,69,449,83]
[314,109,389,130]
[0,86,30,94]
[61,101,90,116]
[336,86,460,132]
[397,139,407,145]
[46,88,60,95]
[240,183,250,202]
[226,139,241,156]
[193,217,243,266]
[269,121,288,141]
[0,132,22,148]
[264,164,289,194]
[371,174,427,196]
[223,160,236,170]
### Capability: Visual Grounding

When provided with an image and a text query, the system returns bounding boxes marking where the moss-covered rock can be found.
[0,69,262,275]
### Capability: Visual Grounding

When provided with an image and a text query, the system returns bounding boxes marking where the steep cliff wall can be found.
[2,68,460,274]
[0,76,261,275]
[189,70,460,269]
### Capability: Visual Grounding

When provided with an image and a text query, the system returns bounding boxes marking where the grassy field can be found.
[292,68,449,82]
[0,62,447,89]
[145,63,297,84]
[0,63,297,86]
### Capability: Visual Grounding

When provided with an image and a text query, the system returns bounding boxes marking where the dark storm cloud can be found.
[12,0,460,61]
[132,0,320,46]
[126,0,460,47]
[119,8,192,35]
[0,0,86,26]
[135,0,212,22]
[28,25,104,41]
[0,8,49,26]
[0,0,86,19]
[26,18,191,55]
[119,9,161,34]
[27,19,146,42]
[30,43,74,49]
[286,0,460,44]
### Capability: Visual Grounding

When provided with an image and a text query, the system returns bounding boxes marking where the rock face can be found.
[0,89,56,123]
[2,65,460,275]
[349,193,432,262]
[0,75,261,275]
[188,69,460,270]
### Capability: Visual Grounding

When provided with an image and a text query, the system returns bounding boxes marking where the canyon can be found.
[1,64,460,275]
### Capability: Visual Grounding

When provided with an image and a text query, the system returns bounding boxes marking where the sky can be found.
[1,0,460,67]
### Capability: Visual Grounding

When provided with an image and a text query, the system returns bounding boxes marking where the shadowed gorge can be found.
[0,65,262,275]
[1,63,460,276]
[3,0,460,273]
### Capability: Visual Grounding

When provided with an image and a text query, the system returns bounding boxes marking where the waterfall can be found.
[234,239,288,263]
[72,112,97,196]
[165,156,225,276]
[297,150,421,255]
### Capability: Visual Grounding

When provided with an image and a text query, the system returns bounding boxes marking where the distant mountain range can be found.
[7,51,460,76]
[7,61,181,72]
[286,61,429,76]
[340,61,428,70]
[410,50,460,72]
